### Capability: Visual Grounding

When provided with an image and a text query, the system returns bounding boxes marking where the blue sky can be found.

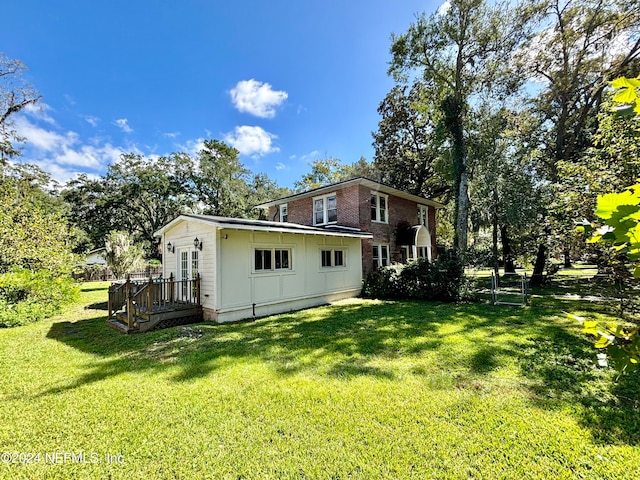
[3,0,440,188]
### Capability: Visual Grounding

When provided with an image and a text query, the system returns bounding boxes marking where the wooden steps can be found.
[107,276,203,333]
[107,305,203,333]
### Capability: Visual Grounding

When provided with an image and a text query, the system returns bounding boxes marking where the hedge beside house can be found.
[361,252,465,302]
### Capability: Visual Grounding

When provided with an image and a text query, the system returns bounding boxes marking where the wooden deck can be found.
[107,274,203,333]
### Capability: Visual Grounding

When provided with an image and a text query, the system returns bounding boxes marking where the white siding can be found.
[216,229,362,322]
[162,219,364,324]
[161,220,216,313]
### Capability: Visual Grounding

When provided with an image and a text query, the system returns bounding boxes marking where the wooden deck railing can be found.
[108,274,201,329]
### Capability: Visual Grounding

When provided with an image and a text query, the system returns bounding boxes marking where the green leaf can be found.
[595,336,612,348]
[596,191,636,219]
[611,77,640,89]
[613,89,637,104]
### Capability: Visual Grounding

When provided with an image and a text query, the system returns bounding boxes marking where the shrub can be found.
[0,268,79,327]
[362,251,465,302]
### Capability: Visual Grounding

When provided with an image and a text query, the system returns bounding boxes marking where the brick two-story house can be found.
[257,177,444,276]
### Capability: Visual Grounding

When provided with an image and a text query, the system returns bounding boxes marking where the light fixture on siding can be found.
[193,237,203,251]
[167,242,175,253]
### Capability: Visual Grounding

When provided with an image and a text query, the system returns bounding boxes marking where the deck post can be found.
[125,276,133,328]
[169,272,175,303]
[147,276,153,313]
[108,284,113,319]
[195,274,201,306]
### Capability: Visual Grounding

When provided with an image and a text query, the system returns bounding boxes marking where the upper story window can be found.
[371,192,388,223]
[279,204,288,222]
[313,193,337,225]
[418,205,429,228]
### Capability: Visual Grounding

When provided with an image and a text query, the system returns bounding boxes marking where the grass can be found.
[0,281,639,479]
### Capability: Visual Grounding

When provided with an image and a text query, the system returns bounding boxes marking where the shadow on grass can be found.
[519,311,640,445]
[44,296,640,445]
[45,300,525,387]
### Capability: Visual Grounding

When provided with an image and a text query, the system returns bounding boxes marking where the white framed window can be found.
[371,192,388,223]
[418,205,429,228]
[279,204,288,222]
[313,193,337,225]
[372,244,390,269]
[254,248,292,272]
[320,248,346,268]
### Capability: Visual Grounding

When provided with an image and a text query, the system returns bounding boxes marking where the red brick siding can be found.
[268,182,438,276]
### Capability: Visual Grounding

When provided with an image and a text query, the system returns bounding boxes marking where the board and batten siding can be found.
[215,228,362,323]
[161,217,365,324]
[161,220,216,314]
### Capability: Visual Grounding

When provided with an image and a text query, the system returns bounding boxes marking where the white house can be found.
[85,247,107,265]
[154,214,372,323]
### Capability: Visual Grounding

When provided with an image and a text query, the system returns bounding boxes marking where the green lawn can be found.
[0,282,639,479]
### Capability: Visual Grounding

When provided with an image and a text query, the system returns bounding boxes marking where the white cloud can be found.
[14,116,123,182]
[14,116,74,151]
[85,115,100,127]
[276,162,286,171]
[290,150,320,162]
[23,102,56,125]
[223,126,278,157]
[177,137,206,157]
[230,79,288,118]
[163,131,180,139]
[437,1,451,16]
[114,118,133,133]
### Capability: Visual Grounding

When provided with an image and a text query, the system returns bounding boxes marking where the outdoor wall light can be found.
[167,242,175,253]
[193,237,203,251]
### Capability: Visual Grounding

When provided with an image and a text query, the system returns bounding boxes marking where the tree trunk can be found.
[530,243,547,286]
[441,94,468,259]
[563,245,572,268]
[456,171,469,258]
[500,225,516,273]
[492,208,499,278]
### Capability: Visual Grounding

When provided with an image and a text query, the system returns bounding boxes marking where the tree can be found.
[63,152,198,259]
[468,105,545,274]
[372,83,450,199]
[63,140,289,256]
[195,139,250,217]
[294,158,352,192]
[521,0,640,169]
[388,0,525,256]
[519,0,640,275]
[572,76,640,374]
[294,157,379,192]
[0,53,41,162]
[104,231,145,279]
[246,173,291,219]
[0,164,76,273]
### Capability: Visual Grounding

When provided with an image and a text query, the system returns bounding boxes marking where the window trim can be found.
[372,244,390,269]
[320,248,347,269]
[371,192,389,224]
[313,192,338,226]
[418,204,429,228]
[253,247,293,273]
[279,203,288,223]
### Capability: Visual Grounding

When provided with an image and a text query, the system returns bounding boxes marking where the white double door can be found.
[177,247,199,300]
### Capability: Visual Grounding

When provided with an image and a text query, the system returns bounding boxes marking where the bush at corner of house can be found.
[0,268,80,328]
[361,251,465,302]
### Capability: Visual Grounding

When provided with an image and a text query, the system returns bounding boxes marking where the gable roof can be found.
[255,177,445,209]
[154,214,373,239]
